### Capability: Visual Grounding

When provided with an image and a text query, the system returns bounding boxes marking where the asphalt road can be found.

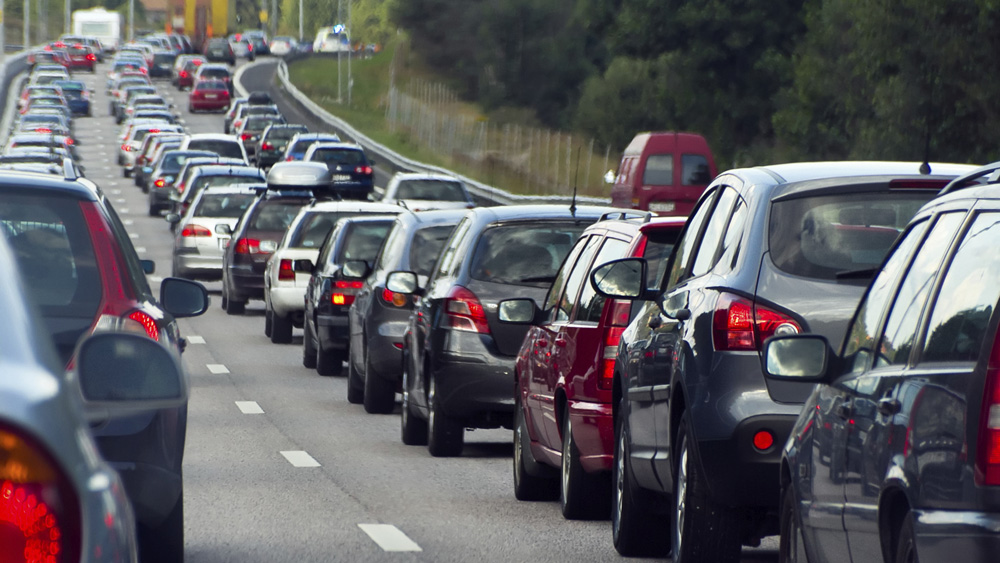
[64,57,779,562]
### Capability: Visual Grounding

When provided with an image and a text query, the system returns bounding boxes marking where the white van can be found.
[312,25,350,53]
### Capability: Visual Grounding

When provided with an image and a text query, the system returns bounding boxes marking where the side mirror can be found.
[74,332,187,417]
[140,259,155,274]
[216,224,232,235]
[590,258,648,300]
[763,334,831,382]
[342,259,370,279]
[498,298,538,324]
[165,213,181,224]
[292,259,314,273]
[160,277,209,317]
[386,271,419,295]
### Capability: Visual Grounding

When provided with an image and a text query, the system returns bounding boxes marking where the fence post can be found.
[585,139,594,192]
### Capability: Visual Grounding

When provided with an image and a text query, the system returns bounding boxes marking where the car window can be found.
[642,154,672,185]
[395,180,467,202]
[921,212,1000,364]
[194,193,254,219]
[666,188,716,288]
[841,219,929,375]
[876,213,964,367]
[716,198,748,274]
[374,220,406,273]
[577,237,630,323]
[337,221,393,263]
[409,225,456,277]
[641,229,681,291]
[435,217,471,278]
[543,236,589,316]
[288,212,347,248]
[310,148,365,166]
[249,200,303,232]
[555,236,601,322]
[470,223,584,289]
[691,187,738,277]
[682,154,711,185]
[188,140,243,159]
[266,127,307,141]
[103,202,154,300]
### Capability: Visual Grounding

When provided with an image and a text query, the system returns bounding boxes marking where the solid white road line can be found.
[235,401,264,414]
[280,451,320,467]
[206,364,230,374]
[186,335,206,344]
[358,524,422,552]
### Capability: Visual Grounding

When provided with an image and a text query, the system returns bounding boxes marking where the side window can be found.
[577,237,629,323]
[876,213,964,367]
[681,154,711,185]
[921,212,1000,363]
[717,198,748,273]
[555,236,601,322]
[666,189,717,289]
[642,154,673,185]
[435,217,471,278]
[690,187,738,277]
[543,236,589,316]
[842,219,930,374]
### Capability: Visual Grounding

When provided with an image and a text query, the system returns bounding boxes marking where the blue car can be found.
[54,79,91,116]
[280,132,341,161]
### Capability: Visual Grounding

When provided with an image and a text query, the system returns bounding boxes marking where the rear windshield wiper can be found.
[835,267,879,280]
[520,275,556,283]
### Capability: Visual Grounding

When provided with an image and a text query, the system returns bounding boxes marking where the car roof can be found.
[185,133,239,141]
[191,165,265,177]
[465,204,621,224]
[390,172,463,183]
[304,201,405,213]
[0,169,98,200]
[751,161,978,186]
[309,142,363,151]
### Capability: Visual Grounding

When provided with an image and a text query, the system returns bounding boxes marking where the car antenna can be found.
[569,146,580,217]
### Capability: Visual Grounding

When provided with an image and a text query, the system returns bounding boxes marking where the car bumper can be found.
[317,311,350,349]
[67,100,90,115]
[365,319,409,382]
[229,266,265,300]
[568,399,614,473]
[431,330,516,422]
[191,99,229,111]
[912,510,1000,563]
[270,286,306,316]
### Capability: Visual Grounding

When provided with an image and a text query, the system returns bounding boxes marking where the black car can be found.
[388,205,619,456]
[588,161,977,560]
[347,209,466,413]
[204,37,236,65]
[765,162,1000,563]
[302,215,397,376]
[302,142,375,200]
[150,50,177,78]
[256,123,309,168]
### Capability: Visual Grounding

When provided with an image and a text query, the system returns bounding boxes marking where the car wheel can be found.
[303,318,318,368]
[895,512,918,563]
[363,349,395,414]
[316,339,344,376]
[612,405,669,556]
[400,352,428,445]
[672,419,741,563]
[224,292,245,315]
[270,312,293,344]
[513,395,558,501]
[346,350,364,403]
[779,479,807,563]
[147,203,158,217]
[560,413,611,520]
[138,490,183,563]
[427,375,463,457]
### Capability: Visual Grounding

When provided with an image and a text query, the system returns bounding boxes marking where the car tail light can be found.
[753,430,775,452]
[234,238,260,254]
[121,144,132,152]
[193,59,202,66]
[278,259,295,281]
[86,53,96,61]
[176,182,185,194]
[355,165,373,175]
[181,224,211,237]
[241,133,252,141]
[179,70,188,78]
[154,178,166,188]
[381,287,408,308]
[712,293,800,352]
[262,142,273,151]
[444,285,490,333]
[976,335,1000,485]
[331,280,364,306]
[64,138,74,146]
[0,423,81,563]
[597,300,631,390]
[233,120,242,129]
[286,156,294,162]
[34,127,51,134]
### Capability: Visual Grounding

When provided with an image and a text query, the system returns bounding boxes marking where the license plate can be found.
[205,94,217,99]
[332,174,352,182]
[648,201,676,213]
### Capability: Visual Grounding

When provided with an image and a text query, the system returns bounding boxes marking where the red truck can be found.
[609,132,717,216]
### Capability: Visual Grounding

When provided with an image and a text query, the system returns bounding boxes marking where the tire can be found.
[302,319,317,369]
[138,490,183,563]
[264,308,273,337]
[147,203,159,217]
[427,376,463,457]
[270,312,293,344]
[894,512,919,563]
[513,396,558,501]
[346,351,364,403]
[363,349,395,414]
[779,480,807,563]
[672,419,741,563]
[400,352,428,445]
[316,339,344,376]
[612,407,669,556]
[224,288,245,315]
[560,413,611,519]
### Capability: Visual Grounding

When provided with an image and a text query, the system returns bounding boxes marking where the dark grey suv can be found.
[590,161,977,560]
[765,163,1000,563]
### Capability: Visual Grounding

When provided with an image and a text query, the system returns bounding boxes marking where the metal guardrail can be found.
[261,58,611,207]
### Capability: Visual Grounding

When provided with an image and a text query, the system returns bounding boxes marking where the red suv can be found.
[501,214,685,518]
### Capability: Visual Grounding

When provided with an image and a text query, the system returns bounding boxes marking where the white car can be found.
[269,37,296,56]
[179,133,249,164]
[378,172,476,211]
[119,123,183,175]
[263,200,403,343]
[168,185,261,280]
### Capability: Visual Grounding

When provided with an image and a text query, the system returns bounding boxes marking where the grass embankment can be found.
[286,37,612,199]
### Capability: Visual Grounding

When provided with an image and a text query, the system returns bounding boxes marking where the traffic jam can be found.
[2,30,1000,563]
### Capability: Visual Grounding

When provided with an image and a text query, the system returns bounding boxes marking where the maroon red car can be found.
[506,215,685,519]
[66,43,97,72]
[176,57,205,90]
[188,79,230,112]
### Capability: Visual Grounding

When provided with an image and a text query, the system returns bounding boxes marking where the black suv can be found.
[590,161,977,560]
[765,163,1000,563]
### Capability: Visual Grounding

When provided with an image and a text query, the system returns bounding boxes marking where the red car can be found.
[66,43,97,72]
[176,57,205,90]
[505,215,685,518]
[188,79,230,112]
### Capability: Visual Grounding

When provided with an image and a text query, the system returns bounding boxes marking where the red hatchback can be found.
[176,58,205,90]
[189,79,230,112]
[66,43,97,72]
[504,215,685,518]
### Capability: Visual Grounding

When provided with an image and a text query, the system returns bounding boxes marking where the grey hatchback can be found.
[765,162,1000,563]
[590,161,977,561]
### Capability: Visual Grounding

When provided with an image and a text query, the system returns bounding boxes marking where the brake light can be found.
[331,280,364,306]
[64,138,74,146]
[139,67,147,74]
[234,120,242,129]
[179,70,188,78]
[154,178,166,188]
[381,287,408,308]
[193,59,203,66]
[176,182,185,194]
[34,127,51,134]
[241,133,252,141]
[355,165,373,175]
[121,144,131,152]
[181,224,211,237]
[0,423,81,563]
[286,156,294,161]
[753,430,775,451]
[278,259,295,281]
[976,334,1000,485]
[86,53,96,61]
[127,310,160,340]
[234,238,260,254]
[444,285,490,333]
[712,293,800,351]
[261,142,273,151]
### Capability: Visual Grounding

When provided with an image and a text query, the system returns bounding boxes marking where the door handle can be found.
[878,398,901,417]
[836,401,853,419]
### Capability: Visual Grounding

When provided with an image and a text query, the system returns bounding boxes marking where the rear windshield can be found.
[289,139,319,154]
[247,117,280,130]
[194,173,261,191]
[395,180,466,202]
[187,140,243,160]
[288,212,356,248]
[769,192,936,281]
[200,68,230,79]
[310,148,365,166]
[266,127,307,141]
[643,154,673,185]
[194,193,255,218]
[160,153,202,173]
[197,81,227,91]
[153,53,176,64]
[337,221,393,262]
[246,106,279,116]
[249,200,305,232]
[410,225,455,276]
[470,223,586,287]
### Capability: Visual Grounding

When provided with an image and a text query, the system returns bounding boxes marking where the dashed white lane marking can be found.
[123,219,134,225]
[281,451,320,467]
[120,208,130,214]
[358,524,422,552]
[111,189,121,195]
[148,276,163,283]
[129,233,139,238]
[236,401,264,414]
[206,364,230,374]
[186,335,206,344]
[135,246,146,253]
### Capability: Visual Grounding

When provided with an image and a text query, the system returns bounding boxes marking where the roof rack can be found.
[938,160,1000,195]
[599,211,654,222]
[62,157,78,181]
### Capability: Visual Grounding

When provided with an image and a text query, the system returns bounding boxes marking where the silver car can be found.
[167,184,261,280]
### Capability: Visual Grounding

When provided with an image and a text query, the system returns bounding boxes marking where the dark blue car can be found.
[280,132,342,161]
[303,142,376,200]
[55,79,91,116]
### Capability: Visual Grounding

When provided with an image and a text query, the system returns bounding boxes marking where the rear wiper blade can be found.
[835,267,879,280]
[520,275,556,283]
